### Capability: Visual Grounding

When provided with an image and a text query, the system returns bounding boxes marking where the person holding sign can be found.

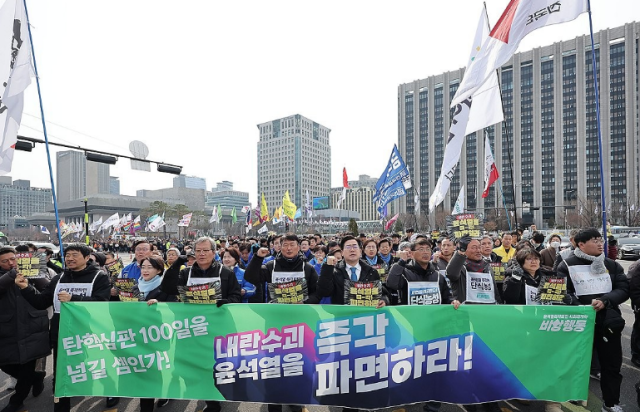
[244,233,318,412]
[386,238,453,412]
[317,235,389,308]
[446,236,502,305]
[0,247,50,412]
[15,243,111,412]
[136,255,177,412]
[162,237,241,412]
[503,248,575,307]
[556,228,629,412]
[387,238,453,306]
[245,233,320,305]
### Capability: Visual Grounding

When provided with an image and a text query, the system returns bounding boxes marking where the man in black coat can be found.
[557,228,629,412]
[318,235,389,308]
[0,247,50,412]
[245,233,320,304]
[165,237,241,412]
[16,243,112,412]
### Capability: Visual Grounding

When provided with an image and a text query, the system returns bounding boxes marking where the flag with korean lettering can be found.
[56,303,594,407]
[374,145,412,215]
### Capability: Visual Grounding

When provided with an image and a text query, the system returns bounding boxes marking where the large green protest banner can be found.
[56,302,594,408]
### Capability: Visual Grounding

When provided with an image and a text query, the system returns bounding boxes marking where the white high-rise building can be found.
[56,150,110,203]
[257,114,331,212]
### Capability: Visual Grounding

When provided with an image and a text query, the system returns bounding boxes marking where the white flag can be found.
[100,213,119,231]
[579,206,583,215]
[40,225,49,235]
[0,0,32,176]
[89,217,103,232]
[429,5,503,212]
[414,192,420,210]
[258,224,268,234]
[210,206,218,223]
[632,204,636,212]
[337,187,346,208]
[148,214,165,232]
[594,206,598,214]
[451,0,588,107]
[452,186,465,215]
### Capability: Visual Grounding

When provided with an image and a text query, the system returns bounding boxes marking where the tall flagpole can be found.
[587,0,608,244]
[22,0,65,263]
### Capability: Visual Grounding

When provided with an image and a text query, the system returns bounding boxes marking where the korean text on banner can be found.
[56,303,593,408]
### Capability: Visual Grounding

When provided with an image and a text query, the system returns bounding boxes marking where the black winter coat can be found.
[20,263,111,346]
[317,260,390,306]
[0,268,50,365]
[177,262,242,304]
[244,253,320,304]
[557,253,629,328]
[386,260,451,305]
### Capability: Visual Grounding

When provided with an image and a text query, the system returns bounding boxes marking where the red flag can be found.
[385,213,399,231]
[482,135,500,198]
[343,167,349,188]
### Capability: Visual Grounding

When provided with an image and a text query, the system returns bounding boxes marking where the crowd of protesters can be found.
[0,226,638,412]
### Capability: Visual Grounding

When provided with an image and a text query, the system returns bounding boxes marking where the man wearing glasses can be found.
[165,237,242,412]
[119,240,152,281]
[557,228,629,412]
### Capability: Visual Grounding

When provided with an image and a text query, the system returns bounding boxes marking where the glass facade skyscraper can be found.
[398,23,640,228]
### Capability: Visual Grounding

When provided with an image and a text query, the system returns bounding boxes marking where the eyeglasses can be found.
[195,249,212,254]
[589,239,605,245]
[364,246,377,250]
[414,248,431,253]
[343,245,360,250]
[525,257,540,262]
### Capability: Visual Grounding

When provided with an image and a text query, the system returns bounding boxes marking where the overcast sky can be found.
[10,0,640,206]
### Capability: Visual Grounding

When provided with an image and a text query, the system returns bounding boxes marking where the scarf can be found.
[379,253,392,265]
[465,258,486,273]
[365,255,378,266]
[137,274,163,298]
[573,247,607,274]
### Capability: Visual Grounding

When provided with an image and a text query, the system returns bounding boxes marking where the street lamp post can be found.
[564,190,577,233]
[82,198,89,246]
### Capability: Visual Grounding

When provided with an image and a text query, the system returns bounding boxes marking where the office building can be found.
[110,177,120,195]
[0,178,52,229]
[330,175,387,221]
[173,174,207,190]
[211,181,234,192]
[398,22,640,228]
[205,181,250,210]
[56,150,110,203]
[136,187,206,211]
[257,114,331,211]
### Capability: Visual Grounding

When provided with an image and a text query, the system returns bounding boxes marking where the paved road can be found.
[2,257,640,411]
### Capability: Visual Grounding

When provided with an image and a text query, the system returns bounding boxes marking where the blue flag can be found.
[373,145,412,214]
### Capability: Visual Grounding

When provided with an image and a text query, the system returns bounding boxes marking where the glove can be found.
[216,299,229,307]
[457,235,472,252]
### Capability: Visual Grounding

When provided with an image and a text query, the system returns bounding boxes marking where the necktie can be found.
[350,267,358,281]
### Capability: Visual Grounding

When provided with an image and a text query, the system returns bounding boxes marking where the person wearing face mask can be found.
[529,232,545,252]
[541,234,562,269]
